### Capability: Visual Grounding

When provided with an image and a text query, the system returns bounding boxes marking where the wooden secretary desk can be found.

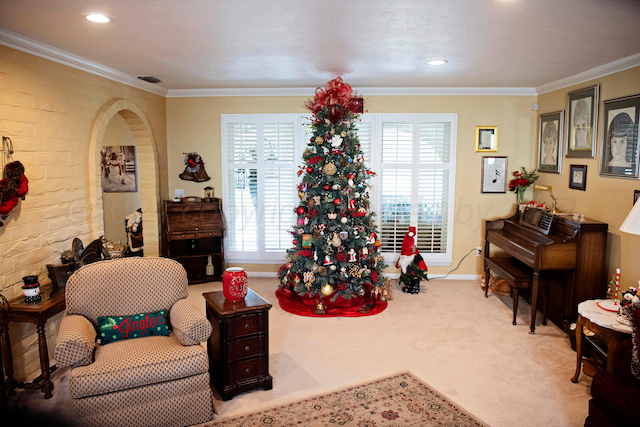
[162,198,225,283]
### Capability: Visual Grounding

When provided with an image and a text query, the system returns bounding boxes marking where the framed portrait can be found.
[475,126,498,152]
[599,93,640,179]
[566,85,599,158]
[100,145,137,192]
[538,111,564,173]
[481,156,508,193]
[569,165,587,191]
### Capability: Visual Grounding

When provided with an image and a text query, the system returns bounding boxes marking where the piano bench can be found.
[484,257,549,326]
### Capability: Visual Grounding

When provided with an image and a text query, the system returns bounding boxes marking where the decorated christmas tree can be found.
[278,77,387,309]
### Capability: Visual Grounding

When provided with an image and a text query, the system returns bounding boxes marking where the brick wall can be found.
[0,46,168,381]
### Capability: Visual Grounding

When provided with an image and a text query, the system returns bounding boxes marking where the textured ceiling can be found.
[0,0,639,89]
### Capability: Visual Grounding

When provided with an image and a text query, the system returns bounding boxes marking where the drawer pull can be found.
[244,323,250,329]
[182,234,185,238]
[244,345,250,351]
[245,368,251,374]
[195,227,199,231]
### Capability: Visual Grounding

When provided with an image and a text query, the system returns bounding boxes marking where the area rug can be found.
[275,289,387,317]
[205,372,487,426]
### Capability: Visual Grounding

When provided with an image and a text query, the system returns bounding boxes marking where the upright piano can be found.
[484,208,608,333]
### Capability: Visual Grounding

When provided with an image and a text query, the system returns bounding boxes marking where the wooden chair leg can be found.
[484,268,490,298]
[512,288,519,325]
[542,284,550,326]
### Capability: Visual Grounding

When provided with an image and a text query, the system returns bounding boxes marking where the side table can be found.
[0,285,66,399]
[571,299,632,383]
[203,288,273,400]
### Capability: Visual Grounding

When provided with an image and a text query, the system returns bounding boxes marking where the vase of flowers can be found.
[509,167,539,205]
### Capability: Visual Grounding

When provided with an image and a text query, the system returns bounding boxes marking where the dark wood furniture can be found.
[0,285,66,399]
[572,312,631,383]
[162,198,225,284]
[484,208,608,333]
[203,288,272,400]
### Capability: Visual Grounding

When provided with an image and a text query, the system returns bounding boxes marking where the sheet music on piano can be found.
[519,207,555,235]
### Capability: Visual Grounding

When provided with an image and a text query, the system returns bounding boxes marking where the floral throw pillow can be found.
[623,302,640,379]
[97,310,169,345]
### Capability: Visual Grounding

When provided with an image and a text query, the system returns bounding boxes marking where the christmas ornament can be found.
[296,206,306,216]
[354,192,361,198]
[308,198,315,208]
[323,184,331,191]
[340,158,349,167]
[179,152,211,182]
[341,217,348,224]
[340,131,347,137]
[303,271,315,284]
[330,134,343,148]
[297,228,304,234]
[311,264,319,272]
[324,162,337,175]
[328,213,337,220]
[304,218,309,225]
[321,284,334,296]
[313,196,321,205]
[348,248,357,262]
[315,136,324,145]
[315,300,326,315]
[302,234,312,248]
[331,184,341,190]
[306,166,314,173]
[330,265,337,271]
[324,254,333,265]
[333,199,341,205]
[331,232,342,247]
[339,231,348,239]
[297,218,304,225]
[318,266,327,275]
[298,190,305,199]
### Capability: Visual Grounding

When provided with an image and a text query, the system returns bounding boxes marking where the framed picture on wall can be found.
[566,85,599,158]
[538,111,564,173]
[101,145,137,192]
[481,156,508,193]
[569,165,587,191]
[599,93,640,179]
[475,126,498,152]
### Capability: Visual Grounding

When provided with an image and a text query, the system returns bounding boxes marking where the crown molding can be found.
[536,52,640,95]
[166,86,537,97]
[0,28,168,97]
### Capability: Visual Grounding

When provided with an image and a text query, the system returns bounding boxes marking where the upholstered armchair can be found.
[54,257,214,427]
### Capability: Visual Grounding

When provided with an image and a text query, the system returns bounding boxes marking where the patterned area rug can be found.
[206,372,487,426]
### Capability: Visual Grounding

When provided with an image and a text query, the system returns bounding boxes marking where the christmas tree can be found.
[278,77,387,304]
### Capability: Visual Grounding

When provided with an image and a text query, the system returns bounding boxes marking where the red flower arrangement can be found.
[297,249,313,258]
[307,156,324,164]
[336,252,347,262]
[508,167,539,204]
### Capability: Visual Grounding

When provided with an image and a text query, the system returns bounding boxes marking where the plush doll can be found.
[395,227,428,294]
[4,160,28,199]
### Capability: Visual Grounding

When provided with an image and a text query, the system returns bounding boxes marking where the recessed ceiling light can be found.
[426,59,448,66]
[83,13,113,23]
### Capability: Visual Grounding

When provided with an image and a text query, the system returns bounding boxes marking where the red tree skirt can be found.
[275,289,387,317]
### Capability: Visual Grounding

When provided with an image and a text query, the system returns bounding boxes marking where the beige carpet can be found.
[205,372,487,426]
[14,278,592,427]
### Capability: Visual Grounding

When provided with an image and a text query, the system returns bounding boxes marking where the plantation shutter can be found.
[263,120,296,252]
[377,116,456,263]
[417,122,451,254]
[225,120,259,252]
[379,120,414,253]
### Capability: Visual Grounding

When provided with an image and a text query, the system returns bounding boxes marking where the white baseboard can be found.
[246,272,481,280]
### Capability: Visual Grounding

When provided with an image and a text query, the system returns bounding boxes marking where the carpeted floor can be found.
[13,278,592,426]
[205,372,488,426]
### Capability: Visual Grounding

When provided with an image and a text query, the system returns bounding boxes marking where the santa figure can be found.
[396,227,428,294]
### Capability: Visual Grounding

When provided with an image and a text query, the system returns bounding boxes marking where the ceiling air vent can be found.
[136,75,163,84]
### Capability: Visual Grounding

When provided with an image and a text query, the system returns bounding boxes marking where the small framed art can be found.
[566,85,599,158]
[599,93,640,179]
[100,145,137,192]
[481,156,508,193]
[475,126,498,152]
[538,111,564,173]
[569,165,587,191]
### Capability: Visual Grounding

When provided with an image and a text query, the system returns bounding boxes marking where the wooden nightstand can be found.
[203,288,273,400]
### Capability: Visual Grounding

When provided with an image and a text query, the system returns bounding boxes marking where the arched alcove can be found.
[89,99,161,256]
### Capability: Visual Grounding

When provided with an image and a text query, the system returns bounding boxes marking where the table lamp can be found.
[620,199,640,235]
[534,185,561,214]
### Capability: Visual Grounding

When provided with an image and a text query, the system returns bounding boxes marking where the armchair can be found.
[54,257,214,427]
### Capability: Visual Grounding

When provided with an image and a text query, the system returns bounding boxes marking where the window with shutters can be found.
[373,114,457,266]
[222,115,300,262]
[221,113,455,265]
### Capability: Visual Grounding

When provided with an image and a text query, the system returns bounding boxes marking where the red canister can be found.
[223,267,248,301]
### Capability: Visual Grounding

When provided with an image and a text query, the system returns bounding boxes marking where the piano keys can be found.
[484,207,608,333]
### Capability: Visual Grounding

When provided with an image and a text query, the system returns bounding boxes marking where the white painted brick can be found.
[12,137,44,151]
[36,152,70,166]
[0,119,34,137]
[0,90,33,108]
[34,96,67,113]
[47,215,75,230]
[39,226,75,246]
[1,105,42,123]
[34,124,68,139]
[0,73,40,95]
[46,165,76,179]
[13,247,51,270]
[9,221,48,241]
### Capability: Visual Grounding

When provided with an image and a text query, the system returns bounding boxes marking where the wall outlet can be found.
[475,247,482,257]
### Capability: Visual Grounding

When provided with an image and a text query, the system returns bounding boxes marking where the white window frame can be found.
[369,113,457,267]
[221,113,456,265]
[222,114,303,263]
